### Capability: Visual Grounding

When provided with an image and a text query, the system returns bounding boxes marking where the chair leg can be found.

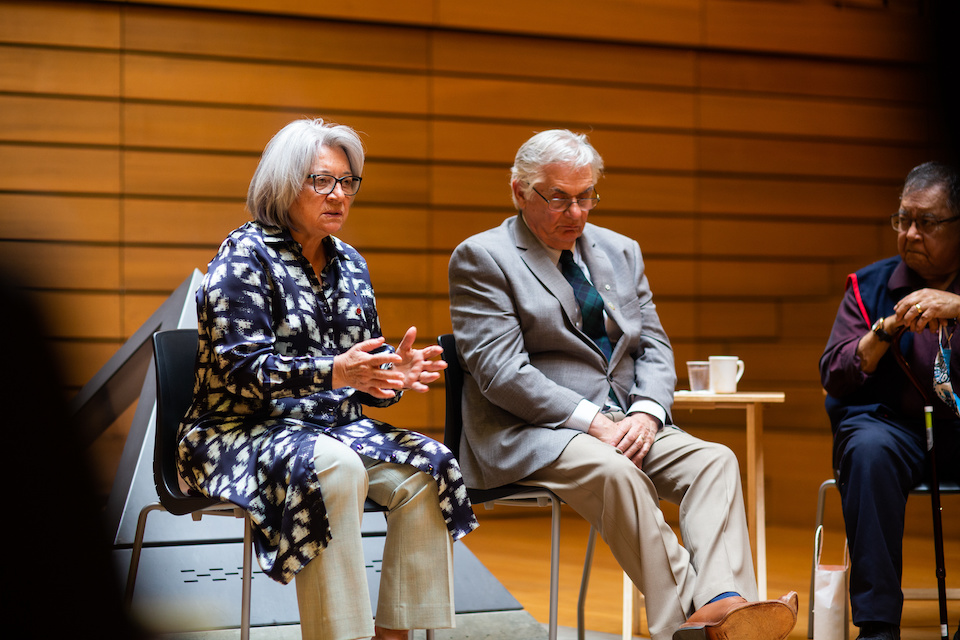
[808,479,836,639]
[578,526,596,640]
[125,503,164,608]
[240,513,253,640]
[425,630,435,640]
[548,493,561,640]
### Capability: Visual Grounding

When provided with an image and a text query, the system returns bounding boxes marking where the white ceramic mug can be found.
[686,361,710,392]
[709,356,744,393]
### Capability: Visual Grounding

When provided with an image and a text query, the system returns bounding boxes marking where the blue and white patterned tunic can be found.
[177,221,477,584]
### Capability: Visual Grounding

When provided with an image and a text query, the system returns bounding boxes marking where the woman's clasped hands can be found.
[332,326,447,399]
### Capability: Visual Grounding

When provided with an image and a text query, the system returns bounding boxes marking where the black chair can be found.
[124,329,254,640]
[806,477,960,638]
[439,333,597,640]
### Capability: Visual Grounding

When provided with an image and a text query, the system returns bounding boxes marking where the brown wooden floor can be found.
[462,507,959,639]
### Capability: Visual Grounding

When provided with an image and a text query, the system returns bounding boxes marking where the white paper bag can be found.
[813,525,850,640]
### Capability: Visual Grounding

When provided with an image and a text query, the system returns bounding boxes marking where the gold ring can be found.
[915,303,924,315]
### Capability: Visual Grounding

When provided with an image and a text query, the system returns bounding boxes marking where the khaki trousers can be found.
[522,426,757,640]
[294,436,455,640]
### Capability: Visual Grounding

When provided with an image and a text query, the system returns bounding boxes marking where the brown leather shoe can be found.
[672,592,799,640]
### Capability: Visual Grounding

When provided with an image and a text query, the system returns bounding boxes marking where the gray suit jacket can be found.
[448,215,676,489]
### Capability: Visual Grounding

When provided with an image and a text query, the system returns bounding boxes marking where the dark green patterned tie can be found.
[559,250,612,361]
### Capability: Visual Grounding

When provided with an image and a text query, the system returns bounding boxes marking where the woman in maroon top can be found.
[820,161,960,640]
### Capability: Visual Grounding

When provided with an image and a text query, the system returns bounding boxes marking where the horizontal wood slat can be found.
[0,241,121,289]
[431,30,697,87]
[122,6,429,69]
[433,76,696,128]
[0,95,120,145]
[0,47,120,96]
[122,55,431,113]
[0,144,121,193]
[0,1,120,48]
[0,194,120,242]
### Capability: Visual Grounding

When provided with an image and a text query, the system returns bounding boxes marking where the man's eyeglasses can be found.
[532,187,600,212]
[307,174,362,196]
[890,212,960,234]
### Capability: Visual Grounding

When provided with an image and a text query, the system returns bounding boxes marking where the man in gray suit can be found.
[448,130,798,640]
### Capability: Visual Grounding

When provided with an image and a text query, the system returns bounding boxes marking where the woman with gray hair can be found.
[177,118,477,640]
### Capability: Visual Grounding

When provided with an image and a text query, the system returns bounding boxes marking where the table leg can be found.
[746,402,767,599]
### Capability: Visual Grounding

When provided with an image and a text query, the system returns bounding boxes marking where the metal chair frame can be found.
[439,333,596,640]
[807,477,960,638]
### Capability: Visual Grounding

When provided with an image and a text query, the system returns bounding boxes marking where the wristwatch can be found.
[872,317,893,343]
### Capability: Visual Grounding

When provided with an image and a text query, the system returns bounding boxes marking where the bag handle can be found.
[815,524,850,569]
[815,524,824,565]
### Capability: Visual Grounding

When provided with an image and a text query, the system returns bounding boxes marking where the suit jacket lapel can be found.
[512,216,582,327]
[579,231,627,362]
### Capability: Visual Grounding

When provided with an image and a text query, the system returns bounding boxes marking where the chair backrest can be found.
[152,329,217,515]
[439,333,464,460]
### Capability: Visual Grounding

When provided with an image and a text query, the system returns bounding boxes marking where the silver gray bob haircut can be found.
[510,129,604,209]
[246,118,365,229]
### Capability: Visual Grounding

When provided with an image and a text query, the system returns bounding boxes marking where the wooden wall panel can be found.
[698,136,928,181]
[123,55,431,113]
[600,175,699,213]
[698,51,930,102]
[436,0,701,47]
[376,297,439,344]
[142,0,436,26]
[700,219,881,258]
[431,30,697,87]
[699,94,928,142]
[122,7,429,69]
[122,247,217,291]
[0,194,120,242]
[123,104,430,159]
[639,258,697,297]
[318,207,432,251]
[0,1,119,47]
[657,301,697,340]
[433,76,696,128]
[0,241,120,289]
[703,0,928,60]
[0,144,120,193]
[0,96,120,145]
[1,0,948,529]
[140,0,931,60]
[33,291,121,339]
[122,199,248,245]
[0,48,119,95]
[52,342,130,388]
[698,177,903,218]
[697,261,833,297]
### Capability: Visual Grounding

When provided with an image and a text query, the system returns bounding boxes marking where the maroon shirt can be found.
[820,256,960,429]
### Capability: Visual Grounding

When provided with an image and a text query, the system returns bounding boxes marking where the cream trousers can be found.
[294,435,455,640]
[522,427,758,640]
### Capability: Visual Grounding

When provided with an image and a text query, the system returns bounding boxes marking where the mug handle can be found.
[736,359,745,382]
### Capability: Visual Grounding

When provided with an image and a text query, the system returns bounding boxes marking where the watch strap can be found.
[872,317,893,343]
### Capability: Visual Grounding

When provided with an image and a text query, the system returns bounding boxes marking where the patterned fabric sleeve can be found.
[199,234,335,402]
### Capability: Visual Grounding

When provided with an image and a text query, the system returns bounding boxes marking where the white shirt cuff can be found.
[567,398,603,432]
[627,399,665,428]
